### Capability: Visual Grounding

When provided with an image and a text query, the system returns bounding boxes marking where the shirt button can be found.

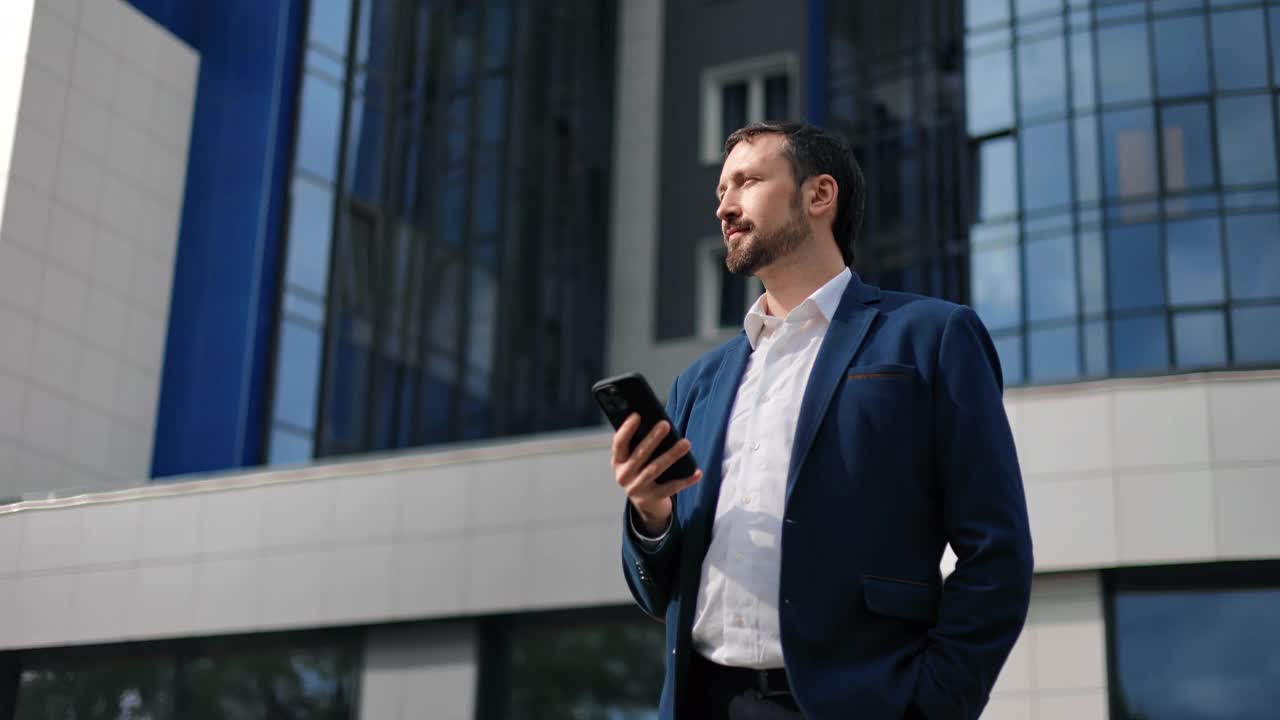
[734,615,745,627]
[741,496,752,505]
[751,442,761,452]
[735,553,745,562]
[760,394,770,403]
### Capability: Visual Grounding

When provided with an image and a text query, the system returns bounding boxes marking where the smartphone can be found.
[592,372,699,484]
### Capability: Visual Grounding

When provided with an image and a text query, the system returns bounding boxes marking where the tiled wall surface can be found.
[0,371,1276,655]
[0,0,196,497]
[359,622,478,720]
[983,573,1109,720]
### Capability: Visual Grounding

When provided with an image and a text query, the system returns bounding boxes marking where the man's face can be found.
[715,134,810,276]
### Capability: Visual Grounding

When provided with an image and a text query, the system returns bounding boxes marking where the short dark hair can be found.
[724,122,865,266]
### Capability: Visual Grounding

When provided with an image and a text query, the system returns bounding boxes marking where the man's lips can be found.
[726,227,748,241]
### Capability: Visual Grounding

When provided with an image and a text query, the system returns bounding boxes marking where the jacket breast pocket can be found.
[862,575,940,625]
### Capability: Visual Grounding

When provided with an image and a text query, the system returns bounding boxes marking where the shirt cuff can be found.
[628,504,672,550]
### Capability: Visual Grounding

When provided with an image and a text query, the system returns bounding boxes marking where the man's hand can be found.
[612,414,702,535]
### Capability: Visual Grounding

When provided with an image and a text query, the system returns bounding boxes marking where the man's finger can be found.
[631,420,670,468]
[659,469,702,499]
[611,413,641,464]
[637,438,691,486]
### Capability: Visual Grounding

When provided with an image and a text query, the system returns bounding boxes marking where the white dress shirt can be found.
[689,267,852,669]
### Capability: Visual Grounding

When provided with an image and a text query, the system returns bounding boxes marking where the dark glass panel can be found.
[1153,14,1210,97]
[1160,102,1215,192]
[1232,304,1280,364]
[1021,120,1072,211]
[1097,23,1152,105]
[1102,108,1157,200]
[1112,588,1280,720]
[1107,223,1165,311]
[1166,217,1225,305]
[722,82,748,140]
[765,74,790,121]
[1112,313,1170,373]
[1028,324,1081,381]
[1174,310,1229,368]
[1216,95,1277,186]
[978,136,1018,220]
[1069,30,1095,110]
[1017,35,1067,119]
[1026,233,1078,322]
[1084,318,1108,375]
[1211,8,1269,91]
[966,48,1015,135]
[993,333,1025,386]
[1074,115,1100,203]
[972,243,1024,331]
[1225,213,1280,300]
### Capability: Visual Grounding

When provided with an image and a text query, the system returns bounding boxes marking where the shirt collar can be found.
[743,267,853,349]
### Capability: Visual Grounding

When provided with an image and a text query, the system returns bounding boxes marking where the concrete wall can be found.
[360,622,479,720]
[0,0,197,497]
[985,573,1109,720]
[1,371,1275,651]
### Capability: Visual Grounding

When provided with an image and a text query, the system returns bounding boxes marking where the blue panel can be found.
[129,0,306,478]
[806,0,827,125]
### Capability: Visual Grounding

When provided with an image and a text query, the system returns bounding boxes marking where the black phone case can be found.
[592,372,699,484]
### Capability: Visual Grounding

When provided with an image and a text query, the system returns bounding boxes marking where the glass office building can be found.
[828,0,1280,386]
[0,1,1276,718]
[268,0,616,464]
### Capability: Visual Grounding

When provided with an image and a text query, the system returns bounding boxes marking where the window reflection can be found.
[972,243,1023,331]
[1112,586,1280,720]
[1153,14,1210,98]
[1225,213,1280,300]
[1102,108,1157,200]
[966,0,1010,29]
[1026,234,1077,322]
[1232,305,1280,364]
[978,136,1018,220]
[1021,121,1072,211]
[993,333,1025,386]
[967,49,1014,135]
[1211,9,1268,91]
[1017,35,1067,120]
[285,179,336,296]
[1029,324,1081,382]
[1216,95,1277,186]
[1069,31,1095,110]
[1097,23,1152,105]
[1079,230,1106,315]
[1074,116,1100,203]
[1016,0,1061,17]
[1084,319,1108,376]
[1166,217,1225,305]
[1107,223,1165,311]
[481,611,665,720]
[1112,313,1170,373]
[1160,103,1215,192]
[272,320,323,432]
[1174,310,1228,368]
[308,0,352,55]
[295,76,344,183]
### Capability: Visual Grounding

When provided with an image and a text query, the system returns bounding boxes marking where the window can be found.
[477,608,666,720]
[698,238,763,337]
[1108,562,1280,720]
[700,54,799,163]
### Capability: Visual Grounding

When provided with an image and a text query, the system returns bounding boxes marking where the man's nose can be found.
[717,197,739,224]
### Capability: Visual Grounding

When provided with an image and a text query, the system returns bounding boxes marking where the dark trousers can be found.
[685,652,803,719]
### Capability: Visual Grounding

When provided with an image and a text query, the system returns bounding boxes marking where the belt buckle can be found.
[755,670,789,698]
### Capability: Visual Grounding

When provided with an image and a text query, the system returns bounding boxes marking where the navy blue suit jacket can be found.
[621,274,1033,719]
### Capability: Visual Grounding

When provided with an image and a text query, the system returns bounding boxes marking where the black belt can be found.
[689,651,792,698]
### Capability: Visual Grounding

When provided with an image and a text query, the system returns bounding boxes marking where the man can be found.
[613,122,1033,719]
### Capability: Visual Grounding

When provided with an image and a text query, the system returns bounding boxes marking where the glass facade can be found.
[828,0,1280,386]
[477,608,665,720]
[266,0,616,463]
[1108,562,1280,720]
[0,633,359,719]
[825,2,972,306]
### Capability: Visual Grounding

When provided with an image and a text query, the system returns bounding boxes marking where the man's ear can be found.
[807,174,838,219]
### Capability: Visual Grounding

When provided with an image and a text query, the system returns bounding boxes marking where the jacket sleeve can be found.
[620,374,687,620]
[913,306,1035,719]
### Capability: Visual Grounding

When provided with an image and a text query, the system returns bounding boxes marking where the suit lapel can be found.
[785,277,881,505]
[684,333,751,552]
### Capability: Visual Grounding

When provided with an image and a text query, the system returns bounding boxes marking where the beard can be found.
[724,201,810,276]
